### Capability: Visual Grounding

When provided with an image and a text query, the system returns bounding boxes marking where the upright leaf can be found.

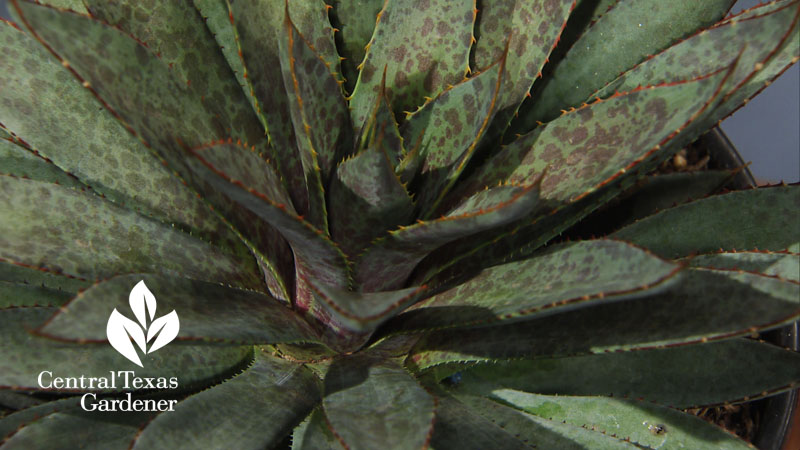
[349,0,475,126]
[326,0,384,92]
[329,146,414,257]
[402,58,506,216]
[277,9,352,230]
[472,0,574,120]
[229,0,340,217]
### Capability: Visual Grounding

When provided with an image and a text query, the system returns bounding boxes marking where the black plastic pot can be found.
[701,127,799,450]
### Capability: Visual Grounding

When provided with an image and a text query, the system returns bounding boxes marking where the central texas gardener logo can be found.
[106,280,180,367]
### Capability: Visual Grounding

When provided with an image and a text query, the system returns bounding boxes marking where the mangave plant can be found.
[0,0,799,448]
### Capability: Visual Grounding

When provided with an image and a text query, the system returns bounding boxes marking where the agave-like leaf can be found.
[394,239,681,332]
[464,390,752,449]
[348,0,475,126]
[132,348,320,450]
[0,139,83,189]
[0,20,242,250]
[324,0,384,91]
[408,268,799,371]
[322,354,435,450]
[1,410,153,450]
[0,177,262,287]
[402,55,507,216]
[614,185,800,258]
[458,339,800,408]
[356,183,541,292]
[0,308,253,390]
[329,145,414,257]
[291,407,345,450]
[524,0,735,125]
[687,250,800,282]
[38,274,320,346]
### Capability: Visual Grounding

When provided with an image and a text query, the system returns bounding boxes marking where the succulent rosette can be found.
[0,0,799,448]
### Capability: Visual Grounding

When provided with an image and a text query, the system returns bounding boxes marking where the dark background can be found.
[1,0,797,182]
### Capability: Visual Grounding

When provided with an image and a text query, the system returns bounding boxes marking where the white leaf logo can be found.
[106,280,180,367]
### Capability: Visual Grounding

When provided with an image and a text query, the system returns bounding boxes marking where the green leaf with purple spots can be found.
[83,0,267,147]
[356,69,406,166]
[307,280,423,333]
[132,348,320,450]
[614,185,800,258]
[0,176,262,288]
[393,240,680,332]
[325,0,384,92]
[402,57,506,217]
[322,355,435,450]
[277,10,352,231]
[186,141,296,302]
[38,274,321,346]
[406,267,800,372]
[229,0,341,218]
[34,0,86,13]
[349,0,475,127]
[0,307,254,390]
[329,146,414,257]
[0,20,244,253]
[355,183,541,292]
[457,339,800,408]
[192,0,248,89]
[472,0,573,120]
[462,391,752,450]
[523,0,735,126]
[417,68,733,283]
[593,1,800,103]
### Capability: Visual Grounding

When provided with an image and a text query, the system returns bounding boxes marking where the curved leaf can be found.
[132,348,320,450]
[356,183,540,291]
[39,274,320,346]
